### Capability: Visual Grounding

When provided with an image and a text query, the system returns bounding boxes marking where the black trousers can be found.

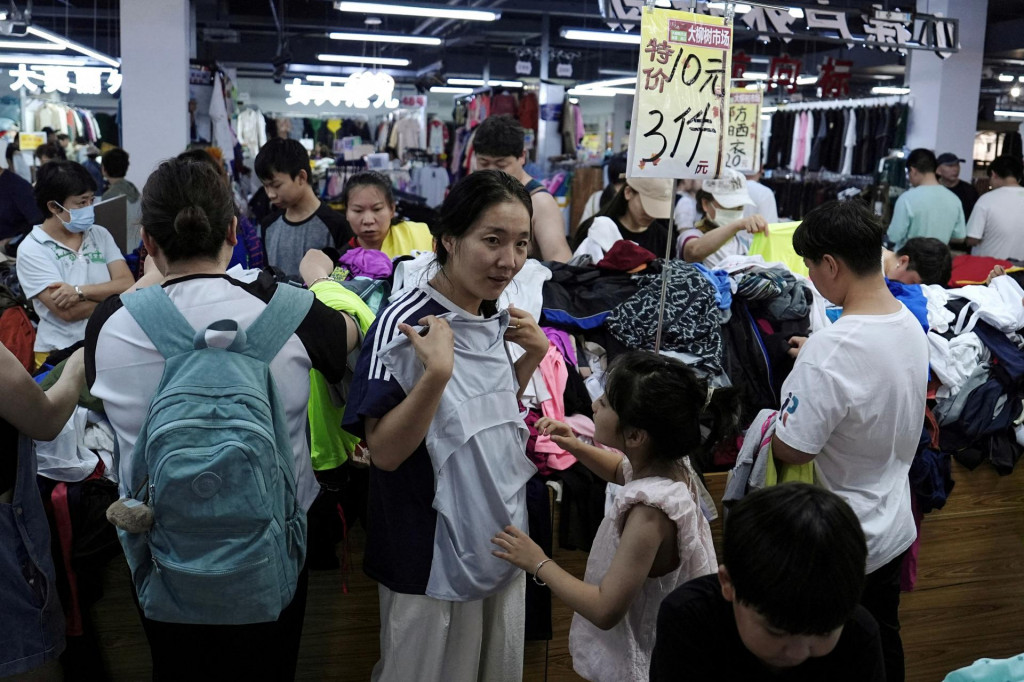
[136,565,309,682]
[861,551,907,682]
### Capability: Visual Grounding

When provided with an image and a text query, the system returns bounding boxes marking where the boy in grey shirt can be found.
[256,139,351,280]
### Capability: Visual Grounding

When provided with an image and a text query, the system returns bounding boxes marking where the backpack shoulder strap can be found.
[243,283,315,364]
[120,285,196,359]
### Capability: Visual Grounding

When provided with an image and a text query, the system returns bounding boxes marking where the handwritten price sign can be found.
[724,89,762,174]
[627,10,732,180]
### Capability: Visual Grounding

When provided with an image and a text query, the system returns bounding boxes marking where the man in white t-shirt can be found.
[966,155,1024,260]
[744,170,780,223]
[771,200,929,682]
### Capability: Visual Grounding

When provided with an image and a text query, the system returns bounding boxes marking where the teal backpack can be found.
[119,283,313,624]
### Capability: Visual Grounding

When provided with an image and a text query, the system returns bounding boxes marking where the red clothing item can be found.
[518,92,539,131]
[948,253,1012,287]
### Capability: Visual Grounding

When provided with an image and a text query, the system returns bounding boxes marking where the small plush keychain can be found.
[106,498,154,533]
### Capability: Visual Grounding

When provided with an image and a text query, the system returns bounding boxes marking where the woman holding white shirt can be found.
[678,169,768,268]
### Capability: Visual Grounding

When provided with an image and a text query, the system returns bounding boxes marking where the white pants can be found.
[371,573,526,682]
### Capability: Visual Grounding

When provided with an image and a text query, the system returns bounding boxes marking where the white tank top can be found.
[569,459,717,681]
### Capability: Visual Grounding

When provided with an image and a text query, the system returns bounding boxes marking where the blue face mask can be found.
[55,202,95,233]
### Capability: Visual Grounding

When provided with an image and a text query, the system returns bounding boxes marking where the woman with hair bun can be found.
[85,156,358,680]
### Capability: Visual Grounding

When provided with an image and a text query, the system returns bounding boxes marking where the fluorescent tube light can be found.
[448,78,523,88]
[306,75,350,83]
[335,1,499,21]
[797,75,818,85]
[0,54,94,66]
[26,26,120,67]
[318,53,410,67]
[0,40,64,50]
[762,107,778,113]
[995,110,1024,118]
[742,71,769,79]
[706,2,753,12]
[560,29,641,45]
[576,76,636,89]
[430,86,473,94]
[329,31,441,46]
[871,86,910,95]
[999,74,1015,82]
[567,87,635,97]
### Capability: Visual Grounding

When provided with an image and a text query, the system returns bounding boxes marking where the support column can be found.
[612,93,633,153]
[536,14,564,173]
[120,0,190,188]
[906,0,987,180]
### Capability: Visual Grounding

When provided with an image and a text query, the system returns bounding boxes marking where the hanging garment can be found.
[377,306,536,600]
[605,261,724,376]
[747,222,808,276]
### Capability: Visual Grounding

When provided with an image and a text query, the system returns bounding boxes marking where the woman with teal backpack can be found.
[86,156,357,680]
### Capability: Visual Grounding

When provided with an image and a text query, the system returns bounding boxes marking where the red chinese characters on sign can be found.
[644,38,675,65]
[768,54,802,94]
[732,50,752,81]
[817,57,853,98]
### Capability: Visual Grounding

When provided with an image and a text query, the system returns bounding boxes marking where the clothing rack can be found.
[766,94,910,112]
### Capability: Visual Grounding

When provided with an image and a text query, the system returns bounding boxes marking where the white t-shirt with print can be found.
[965,185,1024,260]
[16,224,124,352]
[774,304,929,573]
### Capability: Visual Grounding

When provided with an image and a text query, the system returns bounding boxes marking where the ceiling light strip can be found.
[335,1,499,21]
[329,31,441,46]
[318,53,410,67]
[26,26,120,68]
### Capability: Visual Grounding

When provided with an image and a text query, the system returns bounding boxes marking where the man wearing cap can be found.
[966,155,1024,260]
[886,148,966,250]
[679,168,768,267]
[936,152,979,221]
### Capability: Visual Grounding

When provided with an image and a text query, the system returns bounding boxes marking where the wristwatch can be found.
[74,285,85,302]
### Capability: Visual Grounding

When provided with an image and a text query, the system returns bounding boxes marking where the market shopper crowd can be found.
[3,120,1024,682]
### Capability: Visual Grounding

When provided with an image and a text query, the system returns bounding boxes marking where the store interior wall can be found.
[907,0,987,181]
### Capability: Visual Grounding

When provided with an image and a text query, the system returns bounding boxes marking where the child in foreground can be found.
[492,351,735,682]
[650,483,885,681]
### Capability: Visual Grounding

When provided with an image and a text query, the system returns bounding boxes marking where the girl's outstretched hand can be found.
[492,525,548,573]
[535,416,581,452]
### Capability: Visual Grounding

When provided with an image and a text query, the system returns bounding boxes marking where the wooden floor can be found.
[87,461,1024,681]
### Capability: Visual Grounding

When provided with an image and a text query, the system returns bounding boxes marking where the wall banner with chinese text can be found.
[627,9,732,180]
[724,89,761,174]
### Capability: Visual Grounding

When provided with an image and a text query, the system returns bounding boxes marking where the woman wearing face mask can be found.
[573,177,672,258]
[343,171,433,258]
[16,160,133,367]
[679,169,768,268]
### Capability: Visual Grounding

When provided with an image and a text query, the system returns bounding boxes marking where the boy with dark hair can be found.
[966,155,1024,259]
[773,199,929,682]
[887,147,966,248]
[884,236,953,286]
[102,147,143,249]
[472,115,572,262]
[255,138,351,281]
[651,483,884,681]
